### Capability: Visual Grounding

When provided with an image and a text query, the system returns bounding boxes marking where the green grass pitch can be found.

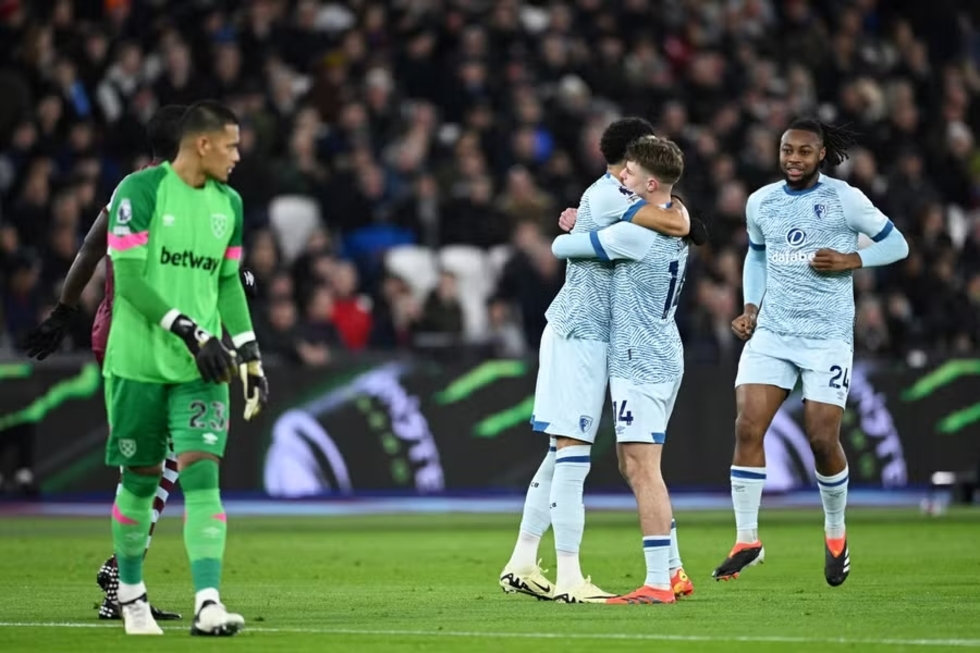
[2,508,980,652]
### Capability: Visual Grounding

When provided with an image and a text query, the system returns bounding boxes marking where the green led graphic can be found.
[473,395,535,439]
[902,359,980,434]
[434,360,528,405]
[0,363,101,430]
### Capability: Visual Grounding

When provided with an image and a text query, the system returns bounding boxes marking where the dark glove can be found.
[237,340,269,420]
[22,303,77,360]
[240,267,258,300]
[169,314,237,383]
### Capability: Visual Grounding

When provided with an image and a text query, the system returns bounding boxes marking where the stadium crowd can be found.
[0,0,979,366]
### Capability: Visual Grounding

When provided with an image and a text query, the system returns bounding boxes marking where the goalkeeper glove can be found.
[169,314,237,384]
[237,340,269,421]
[22,303,77,360]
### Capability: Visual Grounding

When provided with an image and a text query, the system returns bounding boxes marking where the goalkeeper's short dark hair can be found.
[600,117,656,165]
[146,104,187,161]
[180,100,240,138]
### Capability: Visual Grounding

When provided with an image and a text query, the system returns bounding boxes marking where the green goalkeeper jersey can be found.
[104,163,244,383]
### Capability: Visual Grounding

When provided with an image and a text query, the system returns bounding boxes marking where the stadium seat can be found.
[268,195,322,265]
[487,244,514,282]
[438,245,493,342]
[385,245,439,302]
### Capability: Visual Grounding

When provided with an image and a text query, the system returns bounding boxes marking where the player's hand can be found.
[559,207,578,232]
[810,248,861,272]
[731,309,758,341]
[21,303,77,360]
[237,341,269,420]
[169,315,238,383]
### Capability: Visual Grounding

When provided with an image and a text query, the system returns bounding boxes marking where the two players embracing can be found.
[500,117,909,603]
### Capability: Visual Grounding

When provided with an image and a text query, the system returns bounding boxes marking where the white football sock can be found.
[118,581,147,605]
[642,536,671,589]
[550,444,591,589]
[816,466,848,540]
[195,588,220,615]
[508,439,556,570]
[669,519,682,573]
[731,465,766,543]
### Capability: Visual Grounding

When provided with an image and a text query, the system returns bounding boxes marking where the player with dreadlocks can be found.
[712,119,909,586]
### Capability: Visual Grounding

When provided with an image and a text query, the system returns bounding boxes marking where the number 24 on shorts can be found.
[612,400,634,426]
[828,365,850,390]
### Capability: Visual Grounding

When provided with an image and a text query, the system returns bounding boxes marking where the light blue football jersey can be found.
[746,173,894,344]
[552,216,688,384]
[545,173,648,342]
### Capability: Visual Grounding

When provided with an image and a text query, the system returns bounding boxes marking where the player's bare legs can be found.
[177,450,243,636]
[500,437,556,600]
[607,443,675,604]
[99,447,182,620]
[607,442,677,604]
[550,435,613,603]
[112,463,165,635]
[713,383,787,581]
[803,400,850,586]
[614,450,692,598]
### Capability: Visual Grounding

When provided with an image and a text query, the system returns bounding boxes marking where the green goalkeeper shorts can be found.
[104,374,231,468]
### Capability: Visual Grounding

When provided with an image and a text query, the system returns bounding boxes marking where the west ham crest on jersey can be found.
[210,213,229,239]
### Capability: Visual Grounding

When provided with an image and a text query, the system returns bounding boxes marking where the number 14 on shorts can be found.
[612,400,634,425]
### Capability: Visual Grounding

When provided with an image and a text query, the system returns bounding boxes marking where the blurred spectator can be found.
[417,271,464,338]
[328,260,372,350]
[490,221,564,353]
[370,274,420,350]
[1,0,979,363]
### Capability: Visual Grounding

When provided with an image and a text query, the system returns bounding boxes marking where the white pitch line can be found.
[0,622,978,648]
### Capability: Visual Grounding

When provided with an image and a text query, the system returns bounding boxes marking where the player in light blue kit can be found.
[551,136,692,605]
[498,119,691,604]
[713,120,909,586]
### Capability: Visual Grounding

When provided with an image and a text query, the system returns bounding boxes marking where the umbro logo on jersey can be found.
[202,432,219,445]
[163,214,175,226]
[160,246,220,272]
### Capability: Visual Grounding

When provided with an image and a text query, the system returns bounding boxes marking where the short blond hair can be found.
[626,136,684,185]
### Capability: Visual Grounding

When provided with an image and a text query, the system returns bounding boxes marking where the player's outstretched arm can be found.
[626,196,690,237]
[811,186,909,272]
[552,221,656,262]
[20,209,110,359]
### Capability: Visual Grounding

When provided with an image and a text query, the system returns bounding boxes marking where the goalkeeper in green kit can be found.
[103,100,268,637]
